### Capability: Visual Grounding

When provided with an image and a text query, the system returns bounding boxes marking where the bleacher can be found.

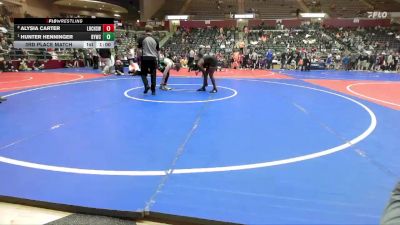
[153,0,238,21]
[184,0,238,20]
[163,27,240,60]
[115,29,137,59]
[319,0,371,18]
[365,0,400,12]
[152,0,187,21]
[245,0,300,19]
[354,28,400,51]
[247,29,338,55]
[162,25,345,62]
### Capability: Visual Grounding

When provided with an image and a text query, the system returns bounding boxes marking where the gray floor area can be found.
[0,202,168,225]
[45,214,137,225]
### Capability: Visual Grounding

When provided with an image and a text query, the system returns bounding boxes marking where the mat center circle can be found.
[124,84,238,104]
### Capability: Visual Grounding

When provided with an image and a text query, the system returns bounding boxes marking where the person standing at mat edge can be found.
[0,96,6,103]
[381,182,400,225]
[197,53,218,93]
[137,25,160,95]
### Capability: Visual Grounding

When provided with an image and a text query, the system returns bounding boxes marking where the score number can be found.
[102,24,115,41]
[102,24,115,32]
[103,32,115,41]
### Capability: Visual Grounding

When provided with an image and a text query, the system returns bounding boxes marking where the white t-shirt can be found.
[129,48,135,59]
[189,50,195,58]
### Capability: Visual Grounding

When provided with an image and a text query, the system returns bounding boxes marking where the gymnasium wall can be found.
[168,18,391,29]
[179,20,236,28]
[52,5,113,18]
[140,0,166,21]
[21,0,54,17]
[11,1,119,19]
[323,18,391,28]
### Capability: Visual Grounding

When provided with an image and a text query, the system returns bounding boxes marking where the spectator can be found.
[180,56,188,68]
[98,48,112,75]
[369,53,376,71]
[188,48,195,72]
[114,59,124,75]
[33,59,45,70]
[326,54,333,69]
[91,48,99,69]
[265,49,274,69]
[232,50,240,69]
[250,51,259,70]
[128,45,136,64]
[128,59,140,76]
[335,53,342,70]
[18,59,30,71]
[65,60,73,68]
[3,60,17,72]
[84,49,93,67]
[301,55,311,71]
[342,55,351,71]
[238,40,245,54]
[281,51,287,69]
[73,49,80,68]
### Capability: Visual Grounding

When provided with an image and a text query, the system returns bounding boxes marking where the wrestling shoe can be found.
[160,85,172,91]
[143,86,150,94]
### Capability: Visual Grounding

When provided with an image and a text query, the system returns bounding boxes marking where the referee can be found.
[137,25,159,95]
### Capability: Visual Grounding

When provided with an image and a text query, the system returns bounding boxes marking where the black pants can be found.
[281,61,286,69]
[188,57,194,71]
[92,56,99,69]
[266,59,273,69]
[140,58,157,91]
[252,59,258,69]
[85,57,93,67]
[201,67,217,89]
[301,63,311,71]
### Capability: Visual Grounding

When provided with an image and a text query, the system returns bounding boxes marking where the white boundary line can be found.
[0,74,84,91]
[3,77,131,98]
[0,77,33,84]
[0,78,377,176]
[346,82,400,107]
[124,84,238,104]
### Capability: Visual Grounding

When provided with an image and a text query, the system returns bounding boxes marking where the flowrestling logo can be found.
[367,11,388,19]
[47,18,84,24]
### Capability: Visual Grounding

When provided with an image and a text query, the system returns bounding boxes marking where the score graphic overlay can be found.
[13,18,115,49]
